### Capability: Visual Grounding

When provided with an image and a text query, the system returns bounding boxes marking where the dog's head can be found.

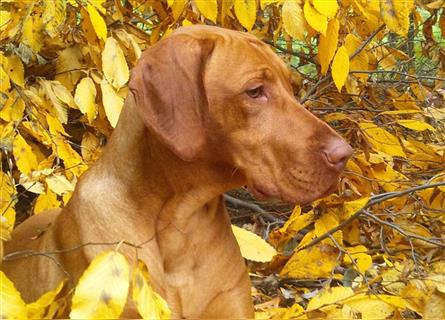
[129,25,352,204]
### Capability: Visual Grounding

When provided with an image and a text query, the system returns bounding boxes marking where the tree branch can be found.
[299,181,445,251]
[300,25,385,104]
[224,194,284,223]
[350,69,445,81]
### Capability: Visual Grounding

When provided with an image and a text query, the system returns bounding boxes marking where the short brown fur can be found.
[2,25,352,318]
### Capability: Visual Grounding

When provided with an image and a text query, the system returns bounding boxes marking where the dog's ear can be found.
[129,35,214,161]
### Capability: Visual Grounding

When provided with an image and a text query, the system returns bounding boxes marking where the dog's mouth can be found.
[247,183,276,201]
[247,178,340,204]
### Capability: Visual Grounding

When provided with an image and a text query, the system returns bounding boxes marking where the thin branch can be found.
[2,240,141,262]
[224,194,283,223]
[349,24,385,60]
[362,210,445,248]
[300,25,385,104]
[350,69,445,81]
[264,40,314,63]
[299,181,445,251]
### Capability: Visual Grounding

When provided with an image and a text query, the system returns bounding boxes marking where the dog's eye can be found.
[246,86,264,99]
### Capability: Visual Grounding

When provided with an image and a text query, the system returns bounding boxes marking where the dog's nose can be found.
[322,139,353,170]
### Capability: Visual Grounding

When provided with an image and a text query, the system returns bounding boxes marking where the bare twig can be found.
[2,240,141,262]
[299,181,445,251]
[264,40,314,63]
[349,24,385,60]
[362,210,445,248]
[224,194,283,223]
[350,69,445,82]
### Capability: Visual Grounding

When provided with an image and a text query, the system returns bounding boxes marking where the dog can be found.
[2,25,352,318]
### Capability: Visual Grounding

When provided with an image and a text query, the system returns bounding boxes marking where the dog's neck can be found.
[100,94,244,214]
[63,94,244,252]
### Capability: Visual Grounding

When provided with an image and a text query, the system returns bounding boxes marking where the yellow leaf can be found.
[102,37,129,90]
[13,133,38,175]
[343,245,372,273]
[132,260,171,319]
[381,267,404,295]
[0,171,17,224]
[0,55,10,92]
[270,208,314,246]
[331,46,349,92]
[53,136,87,177]
[342,197,368,218]
[307,286,354,311]
[282,302,306,319]
[81,132,102,163]
[0,92,25,122]
[101,80,124,127]
[282,0,305,40]
[52,82,76,109]
[27,280,66,319]
[318,18,339,75]
[170,0,187,21]
[34,189,61,214]
[353,0,380,31]
[46,174,75,196]
[1,214,11,243]
[261,0,280,8]
[74,77,97,123]
[377,294,414,311]
[87,3,107,41]
[344,295,395,319]
[6,55,24,87]
[193,0,217,22]
[47,114,68,137]
[424,292,445,319]
[90,0,106,13]
[371,162,407,192]
[344,34,369,81]
[396,119,436,132]
[280,244,338,278]
[42,0,66,37]
[380,0,414,36]
[0,271,27,319]
[40,80,69,124]
[379,109,421,115]
[303,0,327,35]
[359,121,406,157]
[70,251,130,319]
[19,171,45,194]
[424,107,445,120]
[232,225,276,262]
[234,0,257,31]
[21,13,43,52]
[0,11,11,32]
[0,171,16,230]
[315,212,342,246]
[428,274,445,294]
[55,47,82,92]
[313,0,338,19]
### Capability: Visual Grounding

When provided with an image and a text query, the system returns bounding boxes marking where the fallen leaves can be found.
[1,0,444,319]
[232,225,277,262]
[280,244,338,279]
[70,251,130,319]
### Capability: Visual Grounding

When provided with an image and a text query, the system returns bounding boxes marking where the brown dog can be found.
[2,25,352,318]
